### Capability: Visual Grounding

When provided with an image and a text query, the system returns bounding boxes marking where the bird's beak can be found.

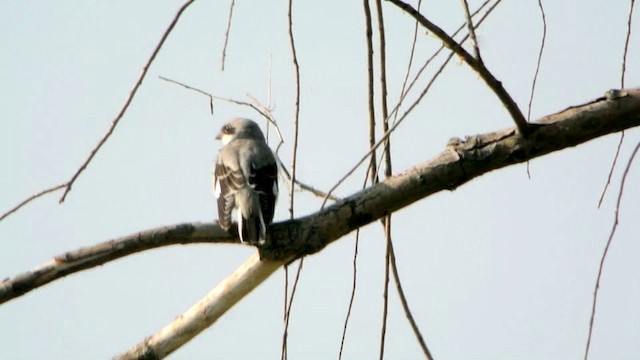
[215,132,222,141]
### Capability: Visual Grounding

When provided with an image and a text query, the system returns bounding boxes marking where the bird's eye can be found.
[223,124,234,134]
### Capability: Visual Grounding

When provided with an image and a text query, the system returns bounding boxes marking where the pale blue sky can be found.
[1,1,639,359]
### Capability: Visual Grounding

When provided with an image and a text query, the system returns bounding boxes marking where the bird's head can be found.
[216,118,266,145]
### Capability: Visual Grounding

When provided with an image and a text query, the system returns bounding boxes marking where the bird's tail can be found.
[236,190,267,244]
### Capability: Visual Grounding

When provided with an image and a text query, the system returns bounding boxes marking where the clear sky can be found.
[1,1,639,359]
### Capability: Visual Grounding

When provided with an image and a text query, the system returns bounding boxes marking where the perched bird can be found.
[213,118,278,244]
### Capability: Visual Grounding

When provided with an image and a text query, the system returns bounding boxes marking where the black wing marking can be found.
[248,161,278,227]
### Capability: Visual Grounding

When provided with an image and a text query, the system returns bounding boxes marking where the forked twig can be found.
[0,183,66,222]
[460,0,483,63]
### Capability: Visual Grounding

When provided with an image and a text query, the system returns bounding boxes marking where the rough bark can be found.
[2,88,639,359]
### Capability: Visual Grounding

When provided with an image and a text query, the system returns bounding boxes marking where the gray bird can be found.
[213,118,278,244]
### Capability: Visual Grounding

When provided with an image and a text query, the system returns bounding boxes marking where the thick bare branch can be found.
[3,89,639,358]
[115,252,282,360]
[0,223,235,305]
[116,88,640,359]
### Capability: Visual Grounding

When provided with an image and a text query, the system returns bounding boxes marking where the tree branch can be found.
[0,223,236,305]
[3,88,639,358]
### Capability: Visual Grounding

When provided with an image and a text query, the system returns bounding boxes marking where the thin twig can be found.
[282,265,289,357]
[396,0,422,117]
[159,76,334,202]
[598,0,635,207]
[338,230,360,360]
[339,157,378,357]
[220,0,236,71]
[524,0,547,179]
[159,76,215,114]
[621,0,636,89]
[598,132,625,208]
[460,0,483,63]
[584,141,640,360]
[287,0,301,218]
[527,0,547,121]
[386,0,529,135]
[379,221,391,360]
[276,158,341,201]
[281,258,304,360]
[0,183,66,222]
[59,0,196,203]
[281,0,302,357]
[388,240,433,359]
[375,0,391,176]
[374,1,393,358]
[364,0,380,186]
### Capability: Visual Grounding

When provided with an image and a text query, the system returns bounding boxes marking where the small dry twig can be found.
[0,183,66,222]
[460,0,483,63]
[220,0,236,71]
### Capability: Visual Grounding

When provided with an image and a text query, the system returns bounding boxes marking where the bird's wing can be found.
[242,142,278,226]
[248,161,278,226]
[214,152,245,230]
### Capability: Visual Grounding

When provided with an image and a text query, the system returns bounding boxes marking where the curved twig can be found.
[584,140,640,360]
[59,0,197,203]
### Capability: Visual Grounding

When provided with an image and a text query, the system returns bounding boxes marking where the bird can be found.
[213,118,278,245]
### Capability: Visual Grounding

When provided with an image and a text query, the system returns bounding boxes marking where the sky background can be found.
[1,0,639,359]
